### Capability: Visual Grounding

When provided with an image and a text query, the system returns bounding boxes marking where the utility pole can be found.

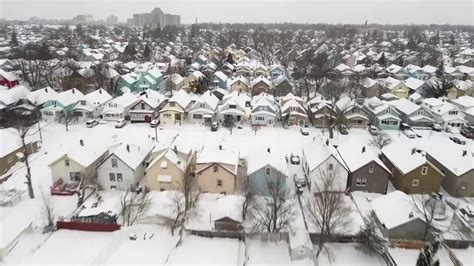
[37,119,43,142]
[65,110,69,132]
[154,122,158,142]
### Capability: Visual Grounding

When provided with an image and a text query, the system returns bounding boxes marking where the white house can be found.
[421,98,467,129]
[129,90,165,122]
[159,89,191,125]
[188,90,219,125]
[101,92,139,121]
[250,93,279,126]
[217,91,251,123]
[72,89,112,122]
[97,142,154,190]
[302,140,348,192]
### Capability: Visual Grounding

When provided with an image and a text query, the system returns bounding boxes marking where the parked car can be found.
[403,129,416,139]
[300,127,309,136]
[86,119,99,128]
[115,118,126,128]
[368,125,379,136]
[431,124,442,132]
[449,136,466,145]
[338,124,348,135]
[150,118,160,128]
[400,123,411,131]
[461,126,474,139]
[211,122,219,131]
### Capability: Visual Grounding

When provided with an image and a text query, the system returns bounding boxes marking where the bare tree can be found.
[305,170,351,257]
[164,191,185,236]
[368,132,393,150]
[11,119,37,198]
[355,213,388,257]
[40,187,54,232]
[239,175,253,221]
[411,194,439,242]
[248,174,297,233]
[120,190,151,226]
[321,81,346,139]
[223,115,236,135]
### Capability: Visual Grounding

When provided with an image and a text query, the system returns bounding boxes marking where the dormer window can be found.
[421,166,428,175]
[369,164,374,173]
[170,102,176,107]
[229,104,236,109]
[200,103,205,108]
[141,103,146,110]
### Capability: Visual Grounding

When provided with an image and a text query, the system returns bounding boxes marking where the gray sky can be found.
[1,0,473,25]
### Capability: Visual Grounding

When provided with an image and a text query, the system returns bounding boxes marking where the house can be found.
[405,64,430,81]
[97,142,154,190]
[381,143,444,194]
[250,93,279,126]
[129,90,165,123]
[101,92,139,121]
[145,145,194,191]
[250,76,271,96]
[421,98,467,129]
[288,228,313,261]
[71,89,112,122]
[0,128,39,175]
[335,96,369,129]
[66,68,95,93]
[246,147,288,196]
[269,65,286,79]
[371,191,431,240]
[408,92,423,104]
[307,96,337,128]
[388,98,434,127]
[448,80,473,99]
[364,97,401,130]
[41,88,85,123]
[69,192,121,228]
[213,71,228,89]
[159,89,191,125]
[386,64,409,80]
[280,93,308,127]
[229,76,250,93]
[195,145,239,195]
[421,65,439,78]
[188,91,219,125]
[26,87,58,108]
[302,140,348,192]
[0,85,31,122]
[217,91,251,123]
[403,77,429,96]
[272,76,293,97]
[427,144,474,198]
[379,77,410,99]
[182,71,204,90]
[336,142,391,194]
[0,69,20,88]
[361,77,380,98]
[450,96,474,125]
[117,73,137,93]
[49,139,109,193]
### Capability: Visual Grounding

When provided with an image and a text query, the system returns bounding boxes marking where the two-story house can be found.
[229,76,250,93]
[247,147,288,196]
[159,89,192,125]
[217,91,251,123]
[364,97,401,130]
[280,93,308,127]
[250,93,279,126]
[129,90,166,123]
[71,88,112,122]
[335,96,369,128]
[388,98,434,127]
[421,98,467,130]
[250,76,271,96]
[188,91,219,125]
[102,92,139,121]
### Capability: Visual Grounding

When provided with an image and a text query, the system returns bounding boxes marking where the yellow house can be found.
[383,77,410,98]
[229,76,250,93]
[195,146,239,195]
[145,147,194,191]
[448,80,473,99]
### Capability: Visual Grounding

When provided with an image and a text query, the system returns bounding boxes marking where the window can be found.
[200,103,205,108]
[141,103,146,110]
[80,100,86,106]
[412,179,419,187]
[109,173,116,182]
[161,161,168,169]
[213,165,218,172]
[70,172,80,182]
[421,166,428,175]
[229,104,237,109]
[448,110,458,115]
[43,111,53,116]
[356,178,361,186]
[385,109,390,114]
[65,158,70,166]
[369,164,374,173]
[417,109,423,115]
[193,114,203,119]
[460,182,467,190]
[328,163,333,171]
[361,178,367,186]
[217,179,223,187]
[111,158,118,168]
[170,102,176,107]
[265,167,271,175]
[117,173,123,182]
[256,116,265,121]
[163,114,171,118]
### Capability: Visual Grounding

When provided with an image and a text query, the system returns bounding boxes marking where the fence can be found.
[56,221,121,232]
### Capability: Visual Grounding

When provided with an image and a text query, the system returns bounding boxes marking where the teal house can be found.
[246,149,289,196]
[116,68,163,95]
[364,97,402,130]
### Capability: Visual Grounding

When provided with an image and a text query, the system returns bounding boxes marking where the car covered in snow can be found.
[211,122,219,131]
[86,119,99,128]
[115,118,126,128]
[403,129,416,139]
[150,118,160,128]
[449,136,466,145]
[368,125,379,136]
[431,123,442,132]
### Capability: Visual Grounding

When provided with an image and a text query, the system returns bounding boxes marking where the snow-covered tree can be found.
[416,238,440,266]
[355,213,388,256]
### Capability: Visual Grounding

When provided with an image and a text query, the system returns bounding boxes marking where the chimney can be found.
[462,150,467,157]
[267,147,270,153]
[362,146,366,153]
[72,88,75,94]
[79,139,84,146]
[408,212,414,218]
[326,139,329,146]
[99,89,102,94]
[219,145,222,150]
[45,87,48,93]
[411,148,416,155]
[126,144,130,152]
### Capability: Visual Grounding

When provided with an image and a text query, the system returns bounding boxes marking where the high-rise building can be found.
[128,7,180,28]
[106,15,118,25]
[73,14,93,23]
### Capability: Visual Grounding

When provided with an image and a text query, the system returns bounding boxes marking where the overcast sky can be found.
[1,0,473,25]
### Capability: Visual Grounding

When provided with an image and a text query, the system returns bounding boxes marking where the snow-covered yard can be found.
[246,239,312,266]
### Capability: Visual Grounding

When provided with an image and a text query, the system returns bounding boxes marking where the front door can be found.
[144,115,151,123]
[175,114,181,121]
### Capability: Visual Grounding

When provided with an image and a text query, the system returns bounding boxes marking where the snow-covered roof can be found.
[250,76,271,88]
[168,89,191,109]
[85,89,112,106]
[229,75,250,87]
[108,142,154,170]
[451,96,474,109]
[421,98,457,116]
[0,128,22,157]
[337,141,390,173]
[451,80,473,92]
[247,148,288,177]
[427,142,473,177]
[0,69,18,81]
[50,139,108,167]
[57,88,85,107]
[77,192,121,218]
[197,146,239,168]
[121,73,136,84]
[386,64,403,74]
[147,147,187,173]
[214,71,227,81]
[421,65,438,74]
[403,77,425,91]
[388,98,421,116]
[0,85,30,106]
[26,87,57,106]
[371,191,420,230]
[382,142,430,175]
[302,140,342,173]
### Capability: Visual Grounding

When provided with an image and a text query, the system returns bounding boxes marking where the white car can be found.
[86,119,99,128]
[403,129,416,139]
[115,118,126,128]
[150,118,160,128]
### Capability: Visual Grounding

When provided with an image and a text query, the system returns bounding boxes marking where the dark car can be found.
[400,123,411,131]
[449,136,466,145]
[211,122,219,131]
[461,126,474,139]
[431,124,442,132]
[338,124,348,135]
[300,127,309,136]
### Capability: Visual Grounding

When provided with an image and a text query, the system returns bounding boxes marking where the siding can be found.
[427,154,474,197]
[249,166,287,196]
[196,163,236,194]
[350,162,389,194]
[146,156,185,191]
[97,154,140,190]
